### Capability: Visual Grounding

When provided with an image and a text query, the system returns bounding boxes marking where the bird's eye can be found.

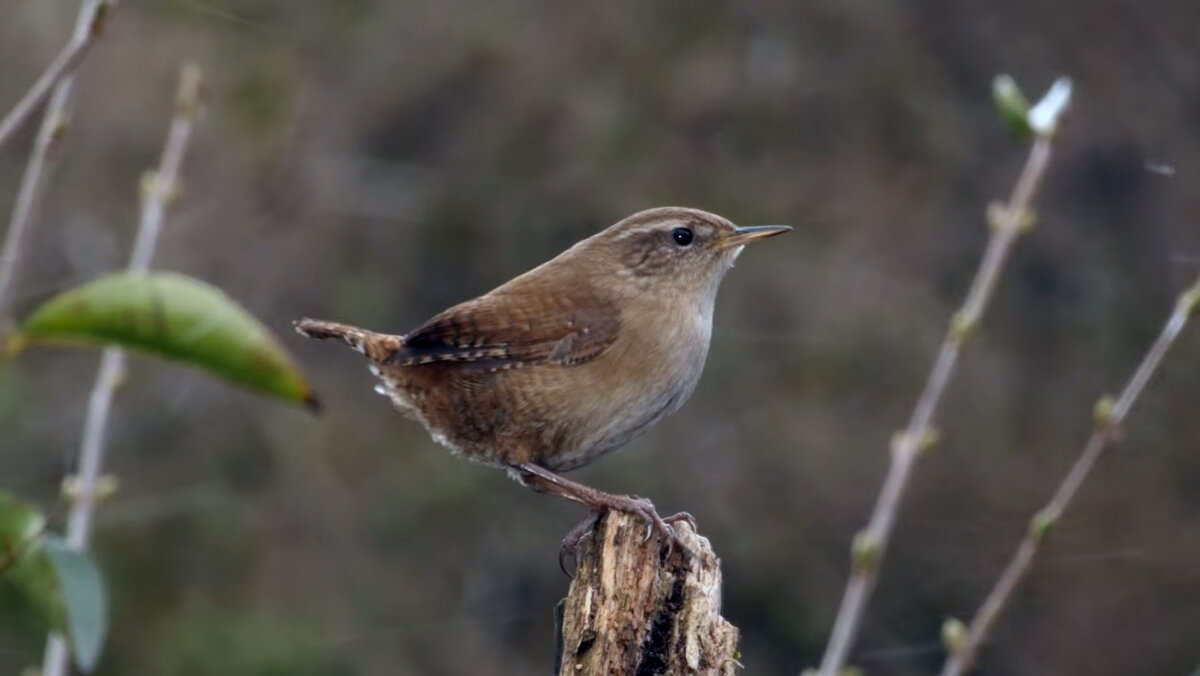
[671,227,694,247]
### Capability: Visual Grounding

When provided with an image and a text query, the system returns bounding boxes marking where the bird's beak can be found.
[719,225,791,248]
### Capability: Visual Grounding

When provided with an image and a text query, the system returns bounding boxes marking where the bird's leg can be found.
[515,463,677,540]
[513,463,695,570]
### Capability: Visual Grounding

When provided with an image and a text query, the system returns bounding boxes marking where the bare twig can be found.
[0,2,112,151]
[40,63,203,676]
[815,79,1072,676]
[0,0,114,329]
[939,277,1200,676]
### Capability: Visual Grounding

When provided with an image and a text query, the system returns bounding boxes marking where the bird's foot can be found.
[559,508,602,577]
[623,499,696,563]
[619,495,685,546]
[557,504,697,577]
[664,511,698,531]
[514,463,697,573]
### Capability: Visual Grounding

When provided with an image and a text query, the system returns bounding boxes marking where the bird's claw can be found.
[556,500,698,577]
[626,498,695,561]
[665,511,698,531]
[559,509,603,577]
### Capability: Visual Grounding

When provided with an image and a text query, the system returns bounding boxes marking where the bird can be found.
[295,206,789,560]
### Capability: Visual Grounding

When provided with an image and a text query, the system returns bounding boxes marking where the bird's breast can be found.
[543,298,713,469]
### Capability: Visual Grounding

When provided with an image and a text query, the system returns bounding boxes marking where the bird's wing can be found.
[388,287,620,370]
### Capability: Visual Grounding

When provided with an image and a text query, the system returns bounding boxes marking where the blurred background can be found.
[3,1,1200,674]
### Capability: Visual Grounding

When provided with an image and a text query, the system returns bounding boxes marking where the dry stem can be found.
[0,0,114,327]
[40,63,203,676]
[816,134,1062,675]
[938,276,1200,676]
[0,1,112,151]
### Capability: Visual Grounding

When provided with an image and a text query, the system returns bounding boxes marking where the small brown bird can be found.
[296,206,788,557]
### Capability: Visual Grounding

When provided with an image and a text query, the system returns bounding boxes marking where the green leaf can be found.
[42,536,108,672]
[0,492,59,630]
[0,494,111,672]
[991,74,1032,140]
[16,271,318,409]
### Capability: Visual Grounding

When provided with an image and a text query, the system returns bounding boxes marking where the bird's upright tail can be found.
[294,318,403,363]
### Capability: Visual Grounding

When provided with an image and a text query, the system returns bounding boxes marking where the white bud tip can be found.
[1028,77,1073,136]
[1144,162,1176,177]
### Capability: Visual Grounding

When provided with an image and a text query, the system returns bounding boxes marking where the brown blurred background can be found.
[3,1,1200,674]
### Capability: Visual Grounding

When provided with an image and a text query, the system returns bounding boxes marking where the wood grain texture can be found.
[557,512,739,675]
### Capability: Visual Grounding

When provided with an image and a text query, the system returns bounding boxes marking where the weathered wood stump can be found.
[555,511,739,675]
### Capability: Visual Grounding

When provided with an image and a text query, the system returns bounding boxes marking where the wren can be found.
[296,206,789,558]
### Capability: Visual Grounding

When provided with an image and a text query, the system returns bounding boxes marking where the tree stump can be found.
[555,511,739,675]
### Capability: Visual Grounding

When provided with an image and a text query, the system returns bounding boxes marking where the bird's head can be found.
[587,206,790,300]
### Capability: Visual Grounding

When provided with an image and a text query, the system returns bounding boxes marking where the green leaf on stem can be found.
[42,535,108,672]
[0,492,57,627]
[992,74,1032,140]
[0,493,108,671]
[15,271,318,409]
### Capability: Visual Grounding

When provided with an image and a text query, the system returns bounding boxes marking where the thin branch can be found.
[0,2,112,151]
[0,0,114,328]
[40,63,203,676]
[815,81,1072,675]
[939,276,1200,676]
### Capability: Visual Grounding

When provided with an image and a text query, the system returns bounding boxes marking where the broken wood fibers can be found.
[557,511,739,675]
